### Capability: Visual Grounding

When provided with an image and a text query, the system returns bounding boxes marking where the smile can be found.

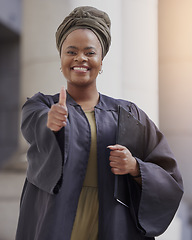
[72,66,90,72]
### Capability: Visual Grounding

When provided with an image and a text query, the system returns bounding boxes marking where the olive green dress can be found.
[70,111,99,240]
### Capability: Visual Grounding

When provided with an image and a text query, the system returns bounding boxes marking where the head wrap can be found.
[55,6,111,59]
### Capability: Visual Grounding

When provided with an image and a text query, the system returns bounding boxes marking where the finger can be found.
[109,155,120,162]
[109,155,126,164]
[51,104,68,115]
[109,150,125,157]
[109,156,127,168]
[50,123,67,132]
[111,167,119,175]
[111,167,125,175]
[109,161,121,168]
[59,86,67,106]
[52,112,67,122]
[47,120,66,132]
[107,144,126,151]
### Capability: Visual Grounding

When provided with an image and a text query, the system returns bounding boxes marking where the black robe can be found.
[15,92,183,240]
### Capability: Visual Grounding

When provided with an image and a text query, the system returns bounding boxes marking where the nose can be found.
[74,53,87,62]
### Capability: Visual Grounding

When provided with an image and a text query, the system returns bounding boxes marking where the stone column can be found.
[17,0,72,164]
[122,0,159,124]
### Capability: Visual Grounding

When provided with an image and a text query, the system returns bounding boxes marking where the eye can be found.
[86,51,96,56]
[66,51,76,55]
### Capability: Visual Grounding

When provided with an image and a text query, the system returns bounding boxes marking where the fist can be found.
[107,144,139,176]
[47,87,68,132]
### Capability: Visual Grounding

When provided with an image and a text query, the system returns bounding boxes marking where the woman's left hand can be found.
[107,144,140,176]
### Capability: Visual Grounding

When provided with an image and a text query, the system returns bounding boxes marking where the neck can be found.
[67,84,99,111]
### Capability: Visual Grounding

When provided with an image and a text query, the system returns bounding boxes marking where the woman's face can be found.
[60,29,103,88]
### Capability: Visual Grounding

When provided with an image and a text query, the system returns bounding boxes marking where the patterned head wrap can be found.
[55,6,111,59]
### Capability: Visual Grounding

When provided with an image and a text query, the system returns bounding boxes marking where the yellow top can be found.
[70,111,99,240]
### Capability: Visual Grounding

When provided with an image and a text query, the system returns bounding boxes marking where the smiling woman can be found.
[60,29,103,96]
[15,5,183,240]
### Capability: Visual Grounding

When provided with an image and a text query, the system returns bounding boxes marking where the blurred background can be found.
[0,0,192,239]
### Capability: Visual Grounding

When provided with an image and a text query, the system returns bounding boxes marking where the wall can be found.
[0,0,21,33]
[159,0,192,238]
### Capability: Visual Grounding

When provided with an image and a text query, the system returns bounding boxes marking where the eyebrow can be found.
[66,46,97,51]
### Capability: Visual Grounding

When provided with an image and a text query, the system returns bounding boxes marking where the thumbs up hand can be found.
[47,87,68,132]
[59,86,67,107]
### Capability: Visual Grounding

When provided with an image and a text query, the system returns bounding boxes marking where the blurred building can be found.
[159,1,192,239]
[0,0,21,167]
[0,0,191,239]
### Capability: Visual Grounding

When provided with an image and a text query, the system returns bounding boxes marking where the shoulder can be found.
[23,92,59,108]
[99,93,147,122]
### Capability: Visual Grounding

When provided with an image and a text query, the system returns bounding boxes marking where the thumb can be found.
[59,86,66,106]
[107,144,125,151]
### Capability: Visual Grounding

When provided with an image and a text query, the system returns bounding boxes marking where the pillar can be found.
[122,0,159,124]
[19,0,72,156]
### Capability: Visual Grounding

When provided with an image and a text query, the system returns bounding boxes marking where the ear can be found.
[98,61,103,75]
[100,60,103,71]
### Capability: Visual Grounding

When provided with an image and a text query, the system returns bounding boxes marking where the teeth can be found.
[73,67,88,71]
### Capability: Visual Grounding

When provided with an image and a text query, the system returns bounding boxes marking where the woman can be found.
[16,6,183,240]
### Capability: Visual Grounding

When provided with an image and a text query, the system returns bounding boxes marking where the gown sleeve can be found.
[123,103,183,237]
[21,92,66,194]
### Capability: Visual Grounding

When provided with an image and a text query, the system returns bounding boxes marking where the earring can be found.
[99,69,103,74]
[60,67,62,73]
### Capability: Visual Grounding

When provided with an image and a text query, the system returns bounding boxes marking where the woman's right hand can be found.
[47,87,68,132]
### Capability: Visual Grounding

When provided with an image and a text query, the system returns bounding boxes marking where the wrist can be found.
[130,157,141,178]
